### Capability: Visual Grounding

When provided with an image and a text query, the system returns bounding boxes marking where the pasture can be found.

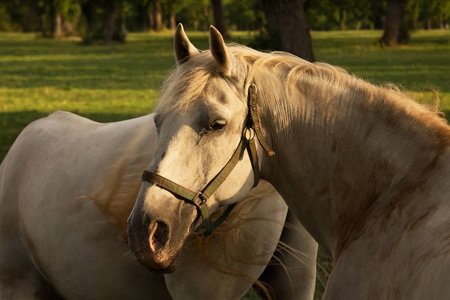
[0,29,449,299]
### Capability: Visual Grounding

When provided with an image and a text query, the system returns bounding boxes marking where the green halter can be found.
[141,83,275,237]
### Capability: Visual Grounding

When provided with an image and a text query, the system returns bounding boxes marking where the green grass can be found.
[1,30,449,161]
[1,29,449,299]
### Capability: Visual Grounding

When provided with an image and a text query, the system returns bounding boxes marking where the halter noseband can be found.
[141,83,274,237]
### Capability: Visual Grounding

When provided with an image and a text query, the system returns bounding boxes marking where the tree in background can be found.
[380,0,409,46]
[330,0,354,30]
[211,0,229,38]
[0,0,80,37]
[79,0,129,43]
[165,0,176,30]
[223,0,264,31]
[261,0,315,61]
[150,0,163,31]
[0,0,41,32]
[416,0,450,29]
[305,0,384,30]
[0,0,449,45]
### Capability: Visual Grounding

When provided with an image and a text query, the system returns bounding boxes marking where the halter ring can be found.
[244,127,256,141]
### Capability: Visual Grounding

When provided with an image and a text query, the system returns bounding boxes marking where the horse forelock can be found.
[155,45,266,118]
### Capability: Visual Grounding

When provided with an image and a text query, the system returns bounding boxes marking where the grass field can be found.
[1,29,449,299]
[1,30,449,161]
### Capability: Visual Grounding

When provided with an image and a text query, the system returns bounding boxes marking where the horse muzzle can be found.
[127,219,180,273]
[127,185,198,273]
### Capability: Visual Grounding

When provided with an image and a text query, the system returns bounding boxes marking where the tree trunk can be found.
[427,19,432,30]
[41,0,55,38]
[262,0,315,62]
[440,15,444,29]
[380,0,406,46]
[148,11,155,30]
[54,12,63,38]
[102,4,116,41]
[211,0,230,39]
[80,1,125,43]
[339,7,345,31]
[63,19,75,36]
[81,2,95,34]
[152,0,163,31]
[137,2,150,31]
[166,0,176,30]
[168,11,176,30]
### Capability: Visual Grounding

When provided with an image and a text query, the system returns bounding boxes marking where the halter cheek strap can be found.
[141,83,274,237]
[248,84,275,157]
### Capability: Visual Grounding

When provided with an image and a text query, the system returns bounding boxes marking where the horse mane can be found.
[157,43,449,147]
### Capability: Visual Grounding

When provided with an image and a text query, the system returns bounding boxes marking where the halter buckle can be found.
[193,192,207,207]
[249,83,257,95]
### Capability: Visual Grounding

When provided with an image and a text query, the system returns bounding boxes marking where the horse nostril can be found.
[150,221,169,253]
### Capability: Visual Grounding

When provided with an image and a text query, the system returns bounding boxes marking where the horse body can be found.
[131,24,450,299]
[0,111,317,299]
[1,112,171,299]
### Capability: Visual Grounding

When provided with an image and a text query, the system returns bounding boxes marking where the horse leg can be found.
[0,225,63,300]
[255,209,318,300]
[0,162,61,299]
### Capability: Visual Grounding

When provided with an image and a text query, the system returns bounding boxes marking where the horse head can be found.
[127,24,264,273]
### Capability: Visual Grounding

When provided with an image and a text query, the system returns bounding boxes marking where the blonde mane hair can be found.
[157,44,449,145]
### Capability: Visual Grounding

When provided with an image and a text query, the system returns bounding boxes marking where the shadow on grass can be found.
[0,110,147,162]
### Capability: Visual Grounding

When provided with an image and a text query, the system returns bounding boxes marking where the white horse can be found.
[128,24,450,300]
[0,110,318,299]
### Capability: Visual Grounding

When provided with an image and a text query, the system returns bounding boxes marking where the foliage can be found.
[305,0,385,30]
[1,0,449,37]
[408,0,450,29]
[172,0,213,31]
[223,0,265,31]
[79,0,129,43]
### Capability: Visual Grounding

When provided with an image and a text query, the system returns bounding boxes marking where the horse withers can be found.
[128,24,450,299]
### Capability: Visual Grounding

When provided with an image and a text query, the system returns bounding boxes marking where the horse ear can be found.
[209,25,232,77]
[174,23,199,65]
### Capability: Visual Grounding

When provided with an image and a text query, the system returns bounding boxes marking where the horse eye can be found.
[209,120,227,131]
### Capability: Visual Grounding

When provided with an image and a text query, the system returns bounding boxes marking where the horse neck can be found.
[257,70,450,258]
